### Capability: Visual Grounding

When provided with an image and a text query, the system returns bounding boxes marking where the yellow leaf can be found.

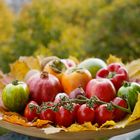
[113,115,130,129]
[100,120,116,129]
[10,60,30,80]
[9,56,41,80]
[31,119,50,128]
[1,108,50,128]
[126,59,140,79]
[19,56,41,70]
[67,122,98,132]
[106,54,123,65]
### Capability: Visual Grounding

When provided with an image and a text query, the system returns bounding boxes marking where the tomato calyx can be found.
[28,103,40,114]
[123,81,131,87]
[12,80,19,86]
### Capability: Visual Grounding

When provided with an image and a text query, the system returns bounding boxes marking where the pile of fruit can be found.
[0,55,140,130]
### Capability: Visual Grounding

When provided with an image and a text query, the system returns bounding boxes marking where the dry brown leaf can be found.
[106,54,123,65]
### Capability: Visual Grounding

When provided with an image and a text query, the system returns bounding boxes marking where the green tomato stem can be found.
[40,95,132,114]
[123,81,131,87]
[110,101,131,113]
[12,80,19,86]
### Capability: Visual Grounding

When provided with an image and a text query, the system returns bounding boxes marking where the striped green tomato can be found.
[2,80,29,112]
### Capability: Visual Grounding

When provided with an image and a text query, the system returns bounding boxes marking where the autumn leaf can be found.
[0,70,14,91]
[0,108,50,128]
[106,54,123,65]
[42,126,64,134]
[126,59,140,80]
[67,122,98,132]
[9,56,41,81]
[10,60,30,80]
[19,56,41,70]
[99,120,116,129]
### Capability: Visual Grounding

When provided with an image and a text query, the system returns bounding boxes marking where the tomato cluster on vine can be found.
[24,92,129,127]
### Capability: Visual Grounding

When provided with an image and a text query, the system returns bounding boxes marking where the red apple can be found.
[86,78,116,102]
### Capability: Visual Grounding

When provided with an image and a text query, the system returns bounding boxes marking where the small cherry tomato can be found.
[112,97,128,121]
[39,108,55,123]
[55,106,73,127]
[77,104,95,124]
[24,101,39,121]
[95,104,114,125]
[72,103,80,122]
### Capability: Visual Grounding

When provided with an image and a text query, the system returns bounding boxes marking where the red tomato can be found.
[24,101,39,121]
[86,78,116,102]
[39,109,55,123]
[72,103,80,122]
[55,106,73,127]
[112,97,128,121]
[95,104,114,125]
[77,104,95,124]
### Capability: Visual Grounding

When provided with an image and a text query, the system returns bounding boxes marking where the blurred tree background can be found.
[0,0,140,73]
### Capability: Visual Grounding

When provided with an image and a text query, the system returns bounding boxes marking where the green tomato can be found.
[117,82,140,111]
[2,80,29,112]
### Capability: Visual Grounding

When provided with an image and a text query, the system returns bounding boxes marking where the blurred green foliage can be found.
[0,0,140,72]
